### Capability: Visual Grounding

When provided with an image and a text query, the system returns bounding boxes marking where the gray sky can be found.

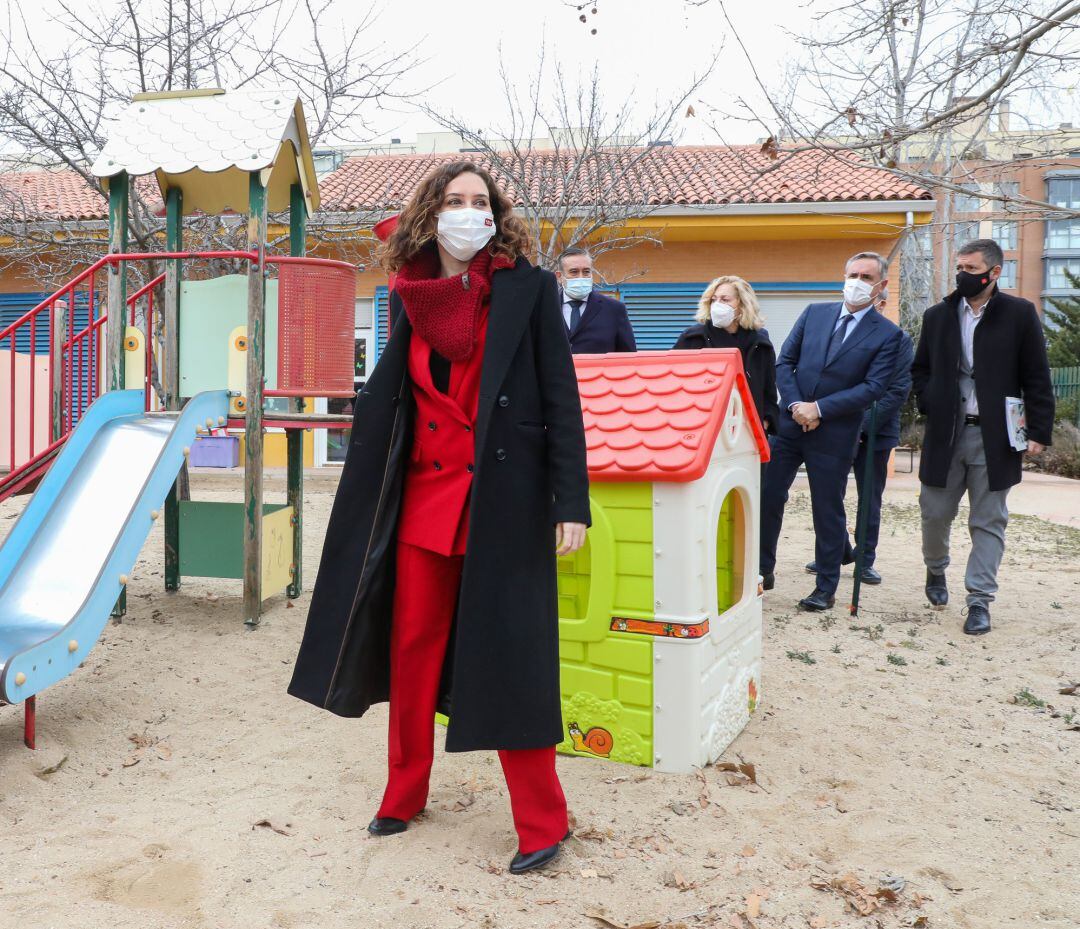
[8,0,1078,151]
[366,0,818,145]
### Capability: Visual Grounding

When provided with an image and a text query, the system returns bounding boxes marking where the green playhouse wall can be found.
[556,482,655,767]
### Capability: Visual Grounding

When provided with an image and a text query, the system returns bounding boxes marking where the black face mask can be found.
[955,269,994,299]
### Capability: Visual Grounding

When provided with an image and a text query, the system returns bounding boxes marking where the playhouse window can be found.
[558,535,591,621]
[716,488,747,615]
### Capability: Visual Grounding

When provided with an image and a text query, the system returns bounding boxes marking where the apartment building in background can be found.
[896,99,1080,314]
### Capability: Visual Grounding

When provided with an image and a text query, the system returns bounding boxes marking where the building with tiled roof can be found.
[0,145,934,467]
[319,145,930,211]
[317,145,934,385]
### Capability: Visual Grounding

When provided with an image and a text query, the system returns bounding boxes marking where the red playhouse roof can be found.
[575,349,770,483]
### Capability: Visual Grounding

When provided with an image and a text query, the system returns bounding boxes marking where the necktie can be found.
[826,312,853,364]
[569,299,583,332]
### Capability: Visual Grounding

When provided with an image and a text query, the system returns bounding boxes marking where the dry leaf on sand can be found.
[811,871,900,916]
[584,910,661,929]
[663,869,695,891]
[34,755,68,779]
[253,818,295,836]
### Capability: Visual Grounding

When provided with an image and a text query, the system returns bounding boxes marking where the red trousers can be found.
[377,541,568,854]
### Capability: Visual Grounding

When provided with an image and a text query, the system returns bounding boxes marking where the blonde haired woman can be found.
[673,275,778,433]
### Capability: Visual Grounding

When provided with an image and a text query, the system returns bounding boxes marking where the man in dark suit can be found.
[556,247,636,353]
[760,252,904,611]
[913,238,1054,635]
[805,300,914,585]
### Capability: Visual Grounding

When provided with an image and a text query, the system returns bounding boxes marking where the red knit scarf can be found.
[395,246,514,362]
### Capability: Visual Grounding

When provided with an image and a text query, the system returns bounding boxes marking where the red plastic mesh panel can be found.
[276,260,356,393]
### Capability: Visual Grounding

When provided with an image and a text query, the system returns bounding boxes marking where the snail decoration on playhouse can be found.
[567,721,614,758]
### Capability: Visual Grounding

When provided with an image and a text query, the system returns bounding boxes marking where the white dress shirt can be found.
[833,302,873,339]
[959,297,985,416]
[562,291,588,330]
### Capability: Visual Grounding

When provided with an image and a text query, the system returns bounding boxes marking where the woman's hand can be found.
[555,522,587,557]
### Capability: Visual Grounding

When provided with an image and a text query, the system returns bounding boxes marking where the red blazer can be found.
[396,308,488,556]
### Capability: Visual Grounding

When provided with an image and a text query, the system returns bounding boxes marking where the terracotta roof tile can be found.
[321,145,931,211]
[0,170,106,222]
[1,143,930,223]
[0,170,163,222]
[576,349,770,483]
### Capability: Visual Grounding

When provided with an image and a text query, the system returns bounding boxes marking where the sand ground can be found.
[1,468,1077,929]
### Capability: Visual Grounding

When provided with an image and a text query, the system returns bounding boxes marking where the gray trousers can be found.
[920,424,1010,609]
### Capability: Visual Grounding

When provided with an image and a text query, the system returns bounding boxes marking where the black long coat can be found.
[288,258,591,752]
[912,287,1055,491]
[671,323,779,433]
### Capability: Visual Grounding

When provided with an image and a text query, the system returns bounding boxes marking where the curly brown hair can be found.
[378,161,532,272]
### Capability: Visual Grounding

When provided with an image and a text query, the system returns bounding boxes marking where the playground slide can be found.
[0,389,229,707]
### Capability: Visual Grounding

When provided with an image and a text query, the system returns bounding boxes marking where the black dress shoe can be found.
[368,816,408,836]
[963,604,991,636]
[762,572,775,591]
[925,569,948,609]
[797,588,836,611]
[509,831,571,875]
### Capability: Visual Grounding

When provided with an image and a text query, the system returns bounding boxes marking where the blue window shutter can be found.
[617,283,709,350]
[374,285,389,365]
[0,292,97,423]
[616,281,842,352]
[0,293,94,354]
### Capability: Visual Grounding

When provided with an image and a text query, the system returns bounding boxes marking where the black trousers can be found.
[761,434,852,596]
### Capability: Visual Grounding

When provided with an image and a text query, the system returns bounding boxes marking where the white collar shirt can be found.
[562,289,590,329]
[958,296,986,416]
[835,303,873,340]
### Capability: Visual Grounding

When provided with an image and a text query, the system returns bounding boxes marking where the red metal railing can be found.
[1,251,355,501]
[128,273,166,411]
[2,258,107,495]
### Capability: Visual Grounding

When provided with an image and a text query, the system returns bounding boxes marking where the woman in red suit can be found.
[289,162,590,874]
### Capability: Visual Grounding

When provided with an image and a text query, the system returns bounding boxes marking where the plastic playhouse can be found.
[0,88,355,747]
[556,350,769,774]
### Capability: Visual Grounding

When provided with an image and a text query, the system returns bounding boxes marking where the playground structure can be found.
[2,94,768,774]
[0,88,356,746]
[555,351,768,774]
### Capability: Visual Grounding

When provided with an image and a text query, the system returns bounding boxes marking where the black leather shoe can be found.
[509,831,571,875]
[797,588,836,611]
[367,816,408,836]
[925,570,948,609]
[762,573,775,591]
[963,604,991,636]
[861,566,882,585]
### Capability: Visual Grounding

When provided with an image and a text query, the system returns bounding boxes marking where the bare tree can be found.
[680,0,1079,309]
[419,47,712,281]
[0,0,418,286]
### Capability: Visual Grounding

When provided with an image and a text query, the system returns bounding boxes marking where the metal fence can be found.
[1051,366,1080,423]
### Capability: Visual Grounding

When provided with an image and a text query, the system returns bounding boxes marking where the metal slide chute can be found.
[0,390,229,717]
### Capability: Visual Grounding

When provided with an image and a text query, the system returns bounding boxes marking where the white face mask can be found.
[437,207,496,261]
[710,300,736,329]
[843,277,875,309]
